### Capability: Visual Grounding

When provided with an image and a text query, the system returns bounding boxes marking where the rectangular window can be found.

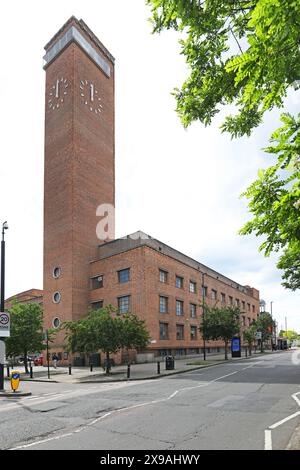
[118,268,130,283]
[118,295,131,314]
[91,275,103,290]
[221,293,226,303]
[242,301,245,310]
[176,300,184,316]
[189,281,196,293]
[190,326,197,340]
[91,300,103,310]
[190,303,197,318]
[211,289,217,300]
[247,303,251,311]
[159,296,168,313]
[175,275,184,289]
[248,317,251,326]
[159,269,168,283]
[229,296,233,305]
[252,305,255,313]
[235,298,240,307]
[242,315,246,326]
[176,324,184,340]
[159,322,169,340]
[202,286,207,297]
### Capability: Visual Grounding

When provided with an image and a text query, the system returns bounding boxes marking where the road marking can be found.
[10,363,259,450]
[269,411,300,430]
[265,388,300,449]
[264,430,272,450]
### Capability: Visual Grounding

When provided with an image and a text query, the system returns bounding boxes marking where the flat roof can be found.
[95,231,257,296]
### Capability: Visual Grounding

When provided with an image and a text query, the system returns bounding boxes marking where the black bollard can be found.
[68,364,72,375]
[90,363,93,372]
[30,366,33,379]
[6,366,10,378]
[157,361,160,374]
[127,363,131,379]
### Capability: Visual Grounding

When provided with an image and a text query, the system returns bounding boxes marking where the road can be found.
[0,351,299,450]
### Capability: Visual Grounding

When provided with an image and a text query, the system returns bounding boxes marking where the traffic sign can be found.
[0,312,10,337]
[255,331,262,340]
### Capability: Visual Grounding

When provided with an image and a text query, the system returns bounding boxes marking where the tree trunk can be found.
[24,351,29,374]
[249,344,252,356]
[105,351,110,375]
[224,340,228,360]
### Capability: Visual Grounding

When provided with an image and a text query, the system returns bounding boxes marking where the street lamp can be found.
[1,221,9,312]
[0,221,8,391]
[201,272,206,361]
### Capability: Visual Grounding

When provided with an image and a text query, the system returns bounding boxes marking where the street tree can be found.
[147,0,300,288]
[243,324,257,356]
[63,306,151,374]
[253,311,276,352]
[121,313,151,363]
[6,302,44,373]
[200,304,241,359]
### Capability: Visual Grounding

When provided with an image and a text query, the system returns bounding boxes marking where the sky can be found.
[0,0,299,333]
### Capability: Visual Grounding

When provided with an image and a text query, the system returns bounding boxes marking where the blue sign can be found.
[232,337,241,352]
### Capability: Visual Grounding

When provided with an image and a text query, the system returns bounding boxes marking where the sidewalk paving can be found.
[4,350,276,384]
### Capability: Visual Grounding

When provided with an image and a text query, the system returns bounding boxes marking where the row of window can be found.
[91,268,256,314]
[160,296,197,318]
[159,322,198,341]
[91,295,130,314]
[91,268,130,290]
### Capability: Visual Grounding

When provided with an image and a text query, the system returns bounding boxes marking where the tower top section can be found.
[43,16,114,76]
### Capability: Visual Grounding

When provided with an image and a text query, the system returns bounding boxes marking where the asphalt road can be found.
[0,350,300,450]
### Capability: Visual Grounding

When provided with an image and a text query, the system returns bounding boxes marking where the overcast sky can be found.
[0,0,299,332]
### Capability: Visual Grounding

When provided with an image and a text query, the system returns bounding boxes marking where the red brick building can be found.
[6,17,260,364]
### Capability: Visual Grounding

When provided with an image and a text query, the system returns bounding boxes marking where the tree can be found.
[200,304,241,359]
[253,311,275,352]
[239,114,300,290]
[6,302,44,373]
[63,306,151,374]
[147,0,300,287]
[243,324,257,355]
[121,313,151,363]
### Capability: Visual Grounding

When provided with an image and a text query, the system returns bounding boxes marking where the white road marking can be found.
[264,430,272,450]
[11,363,260,450]
[264,387,300,449]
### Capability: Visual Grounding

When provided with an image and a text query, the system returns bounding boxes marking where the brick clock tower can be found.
[43,17,115,349]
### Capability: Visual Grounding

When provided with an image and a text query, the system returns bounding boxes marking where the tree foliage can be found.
[6,302,44,373]
[239,113,300,289]
[63,306,150,374]
[254,311,276,351]
[200,304,241,359]
[243,323,257,354]
[147,0,300,288]
[147,0,300,136]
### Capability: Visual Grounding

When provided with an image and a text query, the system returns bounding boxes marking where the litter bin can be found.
[165,355,175,370]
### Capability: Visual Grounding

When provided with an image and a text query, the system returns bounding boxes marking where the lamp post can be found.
[0,221,9,391]
[201,272,206,361]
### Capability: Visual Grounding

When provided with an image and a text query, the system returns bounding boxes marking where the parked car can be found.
[34,355,44,366]
[18,355,34,364]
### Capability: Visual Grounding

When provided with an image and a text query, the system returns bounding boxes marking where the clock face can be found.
[79,79,103,115]
[48,77,69,111]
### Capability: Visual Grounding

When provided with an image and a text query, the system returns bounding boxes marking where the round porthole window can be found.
[53,291,61,303]
[53,267,61,279]
[53,317,61,328]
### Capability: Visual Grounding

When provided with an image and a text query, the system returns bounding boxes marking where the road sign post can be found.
[0,312,10,391]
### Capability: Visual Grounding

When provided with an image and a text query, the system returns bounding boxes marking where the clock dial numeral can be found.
[79,79,103,117]
[48,77,69,111]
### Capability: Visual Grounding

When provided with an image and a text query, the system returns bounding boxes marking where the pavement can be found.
[4,350,272,384]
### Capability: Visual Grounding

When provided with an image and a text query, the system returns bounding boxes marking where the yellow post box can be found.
[11,370,20,392]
